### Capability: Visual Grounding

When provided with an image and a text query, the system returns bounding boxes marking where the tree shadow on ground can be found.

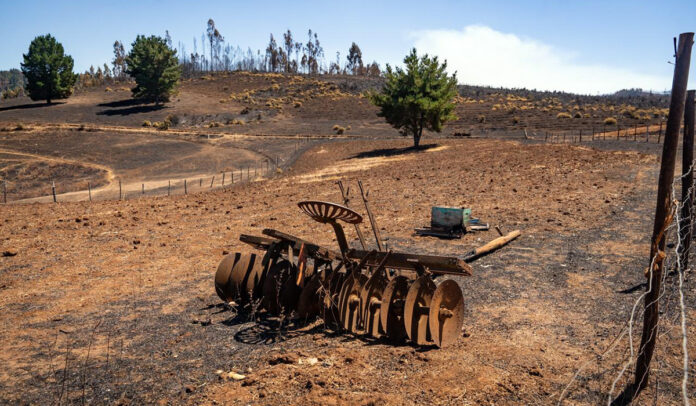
[97,98,166,116]
[349,143,440,159]
[0,101,66,112]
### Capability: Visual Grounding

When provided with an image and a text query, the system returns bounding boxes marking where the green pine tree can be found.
[125,35,180,103]
[369,48,458,147]
[21,34,77,104]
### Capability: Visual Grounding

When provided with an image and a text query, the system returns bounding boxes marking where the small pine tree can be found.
[21,34,77,104]
[125,35,180,103]
[369,48,458,147]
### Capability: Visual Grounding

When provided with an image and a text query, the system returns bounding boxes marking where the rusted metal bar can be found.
[346,249,472,276]
[337,181,367,249]
[261,228,341,260]
[358,180,383,251]
[631,32,693,400]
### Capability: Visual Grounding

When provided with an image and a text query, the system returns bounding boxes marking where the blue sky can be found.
[1,0,694,94]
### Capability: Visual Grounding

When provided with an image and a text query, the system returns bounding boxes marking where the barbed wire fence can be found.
[0,156,286,204]
[558,33,695,405]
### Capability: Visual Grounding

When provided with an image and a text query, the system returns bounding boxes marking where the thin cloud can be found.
[410,25,669,94]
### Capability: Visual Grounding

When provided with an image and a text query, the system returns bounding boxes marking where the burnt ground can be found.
[1,137,694,405]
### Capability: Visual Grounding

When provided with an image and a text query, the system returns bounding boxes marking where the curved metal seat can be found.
[298,201,363,224]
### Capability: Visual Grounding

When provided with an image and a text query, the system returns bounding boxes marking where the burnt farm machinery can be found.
[215,200,518,348]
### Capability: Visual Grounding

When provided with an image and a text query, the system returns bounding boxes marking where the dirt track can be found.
[1,137,692,405]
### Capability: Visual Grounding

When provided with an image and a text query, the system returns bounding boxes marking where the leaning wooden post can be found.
[168,180,171,196]
[631,32,693,399]
[119,179,122,200]
[52,181,57,203]
[88,182,92,202]
[679,90,696,270]
[221,172,225,186]
[141,183,145,195]
[210,176,215,188]
[184,179,188,194]
[3,180,7,204]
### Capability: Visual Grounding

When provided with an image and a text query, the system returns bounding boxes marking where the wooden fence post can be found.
[119,179,122,200]
[626,32,693,402]
[142,183,145,195]
[222,172,225,186]
[184,179,187,194]
[3,180,6,204]
[679,90,696,271]
[88,182,92,202]
[168,180,171,196]
[210,176,215,188]
[52,181,57,203]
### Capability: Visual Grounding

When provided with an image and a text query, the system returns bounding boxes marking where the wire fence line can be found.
[0,158,283,204]
[555,162,693,405]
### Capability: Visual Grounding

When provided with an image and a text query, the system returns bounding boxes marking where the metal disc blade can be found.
[404,275,436,346]
[360,270,389,338]
[214,252,242,302]
[279,263,302,313]
[228,252,256,305]
[261,259,291,314]
[380,275,410,342]
[429,279,465,348]
[296,272,323,318]
[338,273,367,333]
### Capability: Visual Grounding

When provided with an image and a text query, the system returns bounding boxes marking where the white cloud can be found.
[410,25,669,94]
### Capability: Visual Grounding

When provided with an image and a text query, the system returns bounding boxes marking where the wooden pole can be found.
[3,180,6,204]
[184,179,187,194]
[168,180,171,196]
[52,181,57,203]
[88,182,92,202]
[679,90,696,271]
[142,183,144,195]
[629,32,693,401]
[210,176,215,188]
[222,172,225,186]
[119,179,122,200]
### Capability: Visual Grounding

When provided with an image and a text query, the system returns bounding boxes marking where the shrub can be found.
[512,116,520,124]
[573,112,582,118]
[334,126,346,135]
[165,114,180,126]
[556,112,572,119]
[240,107,250,114]
[154,120,170,130]
[604,117,617,125]
[477,114,486,123]
[105,87,113,92]
[142,120,152,127]
[294,101,302,108]
[207,121,222,128]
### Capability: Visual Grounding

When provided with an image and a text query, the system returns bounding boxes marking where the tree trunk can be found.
[413,129,421,148]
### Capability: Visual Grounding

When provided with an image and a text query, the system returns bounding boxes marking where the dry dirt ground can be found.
[1,137,694,405]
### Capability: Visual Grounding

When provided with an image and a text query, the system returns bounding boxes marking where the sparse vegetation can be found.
[556,112,572,119]
[604,117,617,125]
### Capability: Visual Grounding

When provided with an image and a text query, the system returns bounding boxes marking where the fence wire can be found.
[559,165,694,405]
